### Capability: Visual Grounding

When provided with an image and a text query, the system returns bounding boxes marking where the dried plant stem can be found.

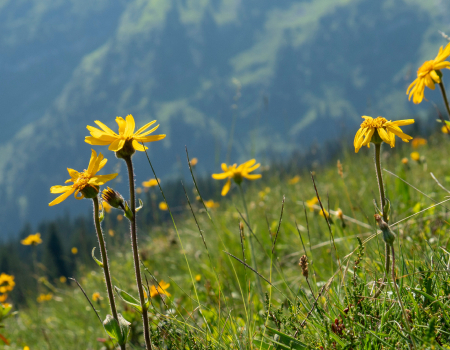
[124,156,152,350]
[92,197,126,350]
[439,81,450,121]
[390,244,416,350]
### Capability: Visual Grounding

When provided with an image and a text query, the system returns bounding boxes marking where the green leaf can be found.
[103,315,121,341]
[136,198,144,212]
[253,339,273,349]
[265,326,308,349]
[117,313,131,345]
[99,206,105,223]
[91,247,103,267]
[115,286,142,313]
[124,202,133,221]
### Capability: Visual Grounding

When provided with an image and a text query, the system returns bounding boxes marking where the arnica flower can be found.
[354,116,414,153]
[85,114,165,157]
[288,175,301,185]
[204,199,219,209]
[402,157,409,164]
[59,276,67,283]
[0,294,7,302]
[407,42,450,104]
[37,293,53,303]
[212,159,262,196]
[159,202,168,211]
[195,274,201,282]
[71,247,78,255]
[411,151,420,161]
[142,178,160,188]
[21,233,42,246]
[0,273,15,293]
[149,280,170,298]
[306,197,318,211]
[102,187,125,209]
[92,292,102,302]
[49,149,118,206]
[411,137,427,148]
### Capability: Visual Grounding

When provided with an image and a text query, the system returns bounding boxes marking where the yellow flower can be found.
[85,114,165,153]
[442,125,449,134]
[0,273,15,293]
[117,214,123,221]
[411,137,427,148]
[212,159,262,196]
[37,293,53,303]
[142,178,160,187]
[108,229,115,237]
[92,292,102,302]
[24,347,30,350]
[306,197,318,211]
[195,274,201,282]
[407,42,450,104]
[21,233,42,246]
[288,175,301,185]
[401,157,409,164]
[204,200,219,209]
[101,201,112,213]
[159,202,168,211]
[411,151,420,161]
[0,294,7,303]
[49,149,118,206]
[354,116,414,153]
[319,209,330,218]
[71,247,78,255]
[136,187,142,194]
[190,157,198,166]
[336,208,343,220]
[149,280,171,298]
[59,276,67,283]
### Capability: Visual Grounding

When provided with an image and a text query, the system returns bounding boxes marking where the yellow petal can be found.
[124,115,135,137]
[424,75,436,90]
[377,128,391,144]
[221,163,229,172]
[108,138,126,151]
[406,78,418,95]
[221,179,231,196]
[87,149,99,174]
[389,119,414,127]
[85,136,113,146]
[361,128,374,147]
[74,190,85,200]
[93,120,117,136]
[135,120,157,135]
[429,70,441,83]
[245,163,260,173]
[50,185,73,194]
[131,139,148,151]
[244,174,262,180]
[89,173,118,186]
[49,188,75,206]
[135,134,166,143]
[386,125,413,141]
[96,158,108,173]
[212,172,231,180]
[116,117,126,134]
[67,168,79,180]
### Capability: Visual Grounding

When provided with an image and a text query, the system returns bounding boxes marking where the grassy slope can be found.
[5,131,450,349]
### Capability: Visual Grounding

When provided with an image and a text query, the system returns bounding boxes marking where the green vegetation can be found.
[4,128,450,348]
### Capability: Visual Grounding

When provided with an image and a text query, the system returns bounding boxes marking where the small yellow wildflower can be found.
[354,116,414,153]
[136,187,142,194]
[159,202,168,211]
[411,152,420,161]
[204,200,219,209]
[0,294,7,302]
[101,201,112,213]
[21,233,42,246]
[411,137,427,148]
[37,293,53,303]
[195,274,201,282]
[142,178,160,187]
[117,214,123,221]
[407,42,450,104]
[402,157,409,164]
[306,197,318,211]
[92,292,102,302]
[85,114,165,154]
[442,125,449,134]
[71,247,78,255]
[212,159,262,196]
[108,229,115,237]
[190,158,198,167]
[24,347,30,350]
[0,273,15,293]
[288,175,301,185]
[59,276,67,283]
[150,280,171,298]
[49,149,118,206]
[319,209,330,218]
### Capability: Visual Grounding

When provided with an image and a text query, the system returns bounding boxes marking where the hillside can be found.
[0,0,449,238]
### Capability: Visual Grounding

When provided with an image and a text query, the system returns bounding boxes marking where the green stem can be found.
[124,156,153,350]
[439,81,450,121]
[374,143,386,217]
[372,242,390,299]
[390,245,416,350]
[92,197,126,350]
[238,184,263,298]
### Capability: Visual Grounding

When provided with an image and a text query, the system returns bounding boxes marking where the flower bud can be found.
[374,214,396,245]
[102,187,125,210]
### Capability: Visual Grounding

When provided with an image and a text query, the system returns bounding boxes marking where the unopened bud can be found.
[102,187,125,210]
[374,214,396,245]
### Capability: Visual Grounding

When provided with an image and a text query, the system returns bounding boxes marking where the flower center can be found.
[360,117,387,129]
[72,170,91,190]
[418,60,435,76]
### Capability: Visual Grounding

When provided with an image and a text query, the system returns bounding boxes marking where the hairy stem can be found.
[374,143,386,217]
[92,197,126,350]
[439,81,450,121]
[124,156,152,350]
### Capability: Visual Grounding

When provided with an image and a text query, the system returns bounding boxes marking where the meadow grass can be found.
[4,131,450,349]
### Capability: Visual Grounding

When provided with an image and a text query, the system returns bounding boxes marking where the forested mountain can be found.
[0,0,448,238]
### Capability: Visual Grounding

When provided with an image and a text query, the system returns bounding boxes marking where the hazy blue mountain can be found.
[0,0,449,238]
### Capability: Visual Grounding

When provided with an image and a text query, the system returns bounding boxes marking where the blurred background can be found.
[0,0,449,239]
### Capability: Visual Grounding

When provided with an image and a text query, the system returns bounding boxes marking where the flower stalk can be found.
[92,197,126,350]
[124,155,153,350]
[439,81,450,121]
